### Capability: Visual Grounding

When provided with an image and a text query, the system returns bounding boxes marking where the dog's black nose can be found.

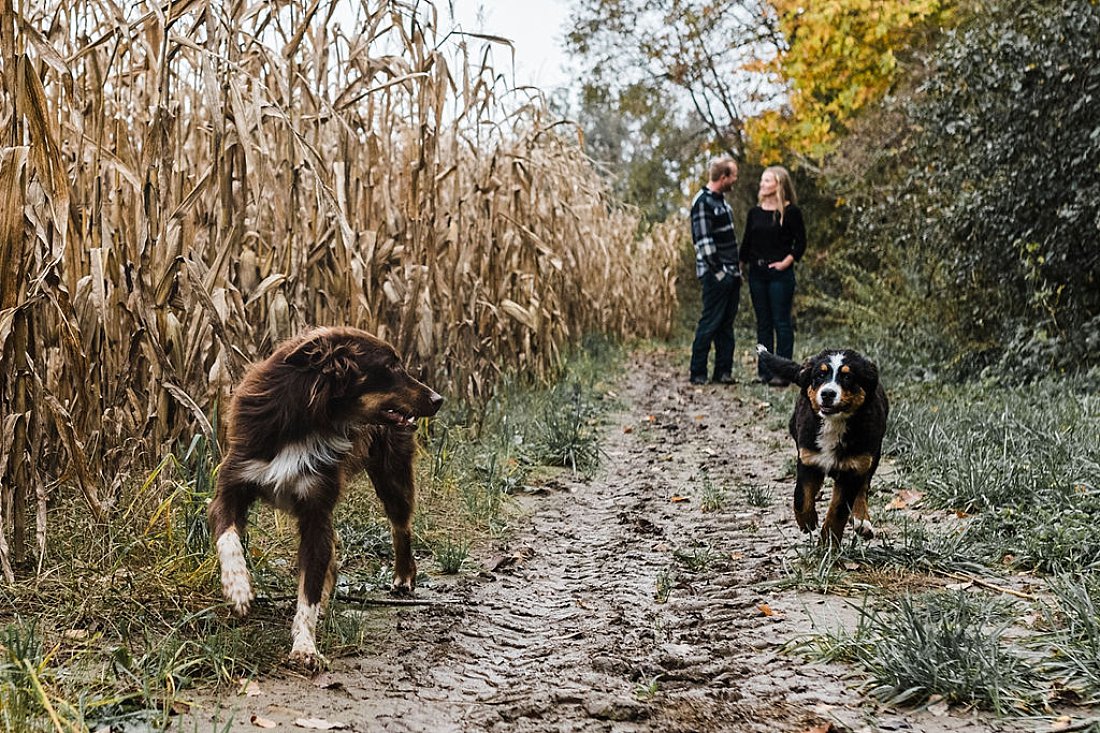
[819,390,836,406]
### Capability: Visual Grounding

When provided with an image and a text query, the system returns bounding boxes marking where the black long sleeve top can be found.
[738,204,806,266]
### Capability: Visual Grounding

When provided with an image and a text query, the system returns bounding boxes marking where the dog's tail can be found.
[756,345,801,383]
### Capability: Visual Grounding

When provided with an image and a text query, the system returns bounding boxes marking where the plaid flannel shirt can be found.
[691,188,740,280]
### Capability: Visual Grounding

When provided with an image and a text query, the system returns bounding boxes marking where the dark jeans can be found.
[690,272,741,380]
[749,265,796,379]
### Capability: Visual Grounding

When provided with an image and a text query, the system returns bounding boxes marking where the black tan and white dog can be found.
[757,345,889,545]
[209,326,442,667]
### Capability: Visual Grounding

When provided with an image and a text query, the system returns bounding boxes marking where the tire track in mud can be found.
[190,347,1004,733]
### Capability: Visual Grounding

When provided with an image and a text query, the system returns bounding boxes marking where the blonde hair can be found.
[760,165,798,223]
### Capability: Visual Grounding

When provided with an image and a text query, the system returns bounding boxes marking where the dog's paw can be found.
[224,587,254,617]
[390,577,416,596]
[287,647,329,672]
[794,510,819,533]
[217,530,254,616]
[851,517,876,540]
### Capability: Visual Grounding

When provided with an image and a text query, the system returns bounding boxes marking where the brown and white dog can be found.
[209,326,442,667]
[757,345,889,545]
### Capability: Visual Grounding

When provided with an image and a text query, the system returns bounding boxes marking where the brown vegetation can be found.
[0,0,681,579]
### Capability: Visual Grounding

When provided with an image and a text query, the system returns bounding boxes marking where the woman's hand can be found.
[769,255,795,271]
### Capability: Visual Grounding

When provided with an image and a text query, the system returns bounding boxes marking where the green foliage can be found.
[748,0,946,162]
[696,470,729,512]
[673,543,720,573]
[530,380,605,474]
[798,592,1038,712]
[843,516,984,576]
[433,539,470,575]
[569,81,708,224]
[1040,575,1100,702]
[565,0,769,156]
[836,0,1100,373]
[888,376,1100,573]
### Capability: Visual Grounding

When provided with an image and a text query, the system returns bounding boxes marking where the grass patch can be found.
[673,543,721,573]
[795,591,1039,713]
[841,516,986,577]
[1038,575,1100,703]
[741,483,773,508]
[888,377,1100,573]
[697,471,729,513]
[776,542,852,595]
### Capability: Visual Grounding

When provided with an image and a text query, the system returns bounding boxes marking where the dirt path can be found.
[185,347,1010,733]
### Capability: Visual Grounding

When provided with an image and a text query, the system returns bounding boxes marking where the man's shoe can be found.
[712,373,736,385]
[767,376,790,388]
[689,375,707,385]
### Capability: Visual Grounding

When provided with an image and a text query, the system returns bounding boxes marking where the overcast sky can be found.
[445,1,573,90]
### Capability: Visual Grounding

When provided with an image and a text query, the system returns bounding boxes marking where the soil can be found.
[180,346,1016,733]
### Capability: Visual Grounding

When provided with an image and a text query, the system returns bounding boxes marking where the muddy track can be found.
[187,347,1007,733]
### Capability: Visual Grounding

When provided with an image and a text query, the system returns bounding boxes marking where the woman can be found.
[739,166,806,386]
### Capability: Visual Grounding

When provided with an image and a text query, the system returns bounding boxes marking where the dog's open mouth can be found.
[382,409,420,430]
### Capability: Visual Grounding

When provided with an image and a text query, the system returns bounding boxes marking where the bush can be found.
[831,0,1100,375]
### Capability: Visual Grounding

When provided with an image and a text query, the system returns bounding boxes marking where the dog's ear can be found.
[852,353,880,392]
[285,334,359,400]
[796,359,815,388]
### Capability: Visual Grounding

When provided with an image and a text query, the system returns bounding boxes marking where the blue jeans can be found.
[690,272,740,380]
[749,265,795,379]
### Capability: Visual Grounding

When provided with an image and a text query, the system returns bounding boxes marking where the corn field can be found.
[0,0,682,580]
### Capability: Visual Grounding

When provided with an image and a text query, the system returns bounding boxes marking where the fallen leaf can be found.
[251,715,278,729]
[885,489,923,510]
[294,719,348,730]
[758,603,774,617]
[241,679,263,697]
[945,581,972,591]
[927,694,950,717]
[843,561,860,571]
[670,495,689,503]
[1051,715,1074,731]
[170,700,191,715]
[955,509,970,518]
[622,426,633,433]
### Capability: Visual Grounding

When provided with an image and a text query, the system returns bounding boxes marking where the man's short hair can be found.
[709,156,736,182]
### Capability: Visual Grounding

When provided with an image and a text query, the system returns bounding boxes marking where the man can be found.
[689,156,741,385]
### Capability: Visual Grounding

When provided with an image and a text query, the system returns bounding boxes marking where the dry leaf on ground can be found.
[294,718,348,730]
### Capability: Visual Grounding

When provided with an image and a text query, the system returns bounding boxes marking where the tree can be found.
[565,0,776,158]
[746,0,945,165]
[568,80,709,224]
[839,0,1100,372]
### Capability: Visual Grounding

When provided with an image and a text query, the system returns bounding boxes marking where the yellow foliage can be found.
[747,0,947,163]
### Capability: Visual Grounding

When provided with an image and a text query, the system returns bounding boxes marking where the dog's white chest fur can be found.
[238,433,353,500]
[807,416,848,472]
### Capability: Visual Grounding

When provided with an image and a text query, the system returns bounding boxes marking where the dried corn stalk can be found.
[0,0,682,573]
